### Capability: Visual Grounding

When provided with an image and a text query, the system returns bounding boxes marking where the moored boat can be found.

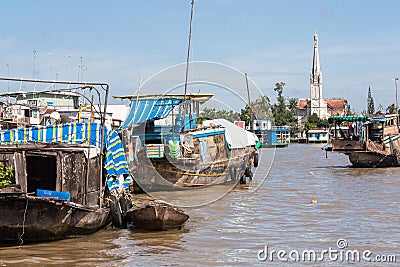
[0,77,131,244]
[325,114,400,167]
[126,200,189,231]
[115,94,259,192]
[0,184,110,244]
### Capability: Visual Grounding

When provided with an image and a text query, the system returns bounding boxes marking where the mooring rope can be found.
[18,197,29,246]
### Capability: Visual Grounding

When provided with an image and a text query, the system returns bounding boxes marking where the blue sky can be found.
[0,1,399,113]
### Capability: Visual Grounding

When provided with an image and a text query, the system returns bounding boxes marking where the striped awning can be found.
[119,98,182,129]
[0,122,129,177]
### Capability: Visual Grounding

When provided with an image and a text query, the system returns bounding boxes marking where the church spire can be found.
[310,32,322,100]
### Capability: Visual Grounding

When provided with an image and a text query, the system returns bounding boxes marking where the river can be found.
[0,144,399,266]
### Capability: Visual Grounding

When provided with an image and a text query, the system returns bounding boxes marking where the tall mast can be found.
[245,73,253,132]
[184,0,195,101]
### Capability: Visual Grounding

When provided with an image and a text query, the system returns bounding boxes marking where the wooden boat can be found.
[0,185,109,244]
[126,200,189,231]
[114,0,258,192]
[0,77,132,244]
[115,94,259,192]
[0,143,110,245]
[326,114,400,167]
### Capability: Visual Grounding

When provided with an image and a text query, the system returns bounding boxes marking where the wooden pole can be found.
[184,0,195,101]
[99,84,109,208]
[245,73,253,132]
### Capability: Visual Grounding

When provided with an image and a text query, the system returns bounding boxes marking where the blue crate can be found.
[36,189,70,202]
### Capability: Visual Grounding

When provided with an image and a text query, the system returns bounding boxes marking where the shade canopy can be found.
[119,98,183,129]
[117,94,214,129]
[328,115,369,124]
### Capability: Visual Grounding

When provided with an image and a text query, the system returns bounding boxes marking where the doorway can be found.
[26,155,57,194]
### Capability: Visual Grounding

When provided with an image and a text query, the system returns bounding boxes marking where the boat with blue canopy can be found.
[114,93,259,192]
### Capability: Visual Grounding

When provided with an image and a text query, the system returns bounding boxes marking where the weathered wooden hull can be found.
[0,193,110,245]
[126,201,189,231]
[133,148,250,192]
[347,151,400,168]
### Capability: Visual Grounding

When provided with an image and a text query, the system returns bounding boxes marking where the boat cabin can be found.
[307,129,329,143]
[328,114,399,152]
[0,143,101,207]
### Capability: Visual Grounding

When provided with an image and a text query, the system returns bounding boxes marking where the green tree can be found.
[0,162,14,188]
[386,103,396,114]
[376,103,384,113]
[288,98,299,117]
[344,103,356,116]
[199,107,240,123]
[239,105,252,126]
[304,113,328,132]
[271,82,296,126]
[367,86,375,114]
[239,95,273,126]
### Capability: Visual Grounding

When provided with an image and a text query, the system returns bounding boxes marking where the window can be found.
[27,100,37,106]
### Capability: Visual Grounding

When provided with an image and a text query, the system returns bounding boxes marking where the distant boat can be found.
[325,114,400,167]
[307,128,329,143]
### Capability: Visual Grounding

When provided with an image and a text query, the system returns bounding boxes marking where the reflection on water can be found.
[0,144,398,266]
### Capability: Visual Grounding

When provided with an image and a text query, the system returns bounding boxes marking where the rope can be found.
[18,197,29,246]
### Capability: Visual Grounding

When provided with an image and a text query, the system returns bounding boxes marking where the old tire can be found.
[110,195,123,228]
[253,152,259,168]
[120,195,133,227]
[239,174,246,184]
[244,166,251,177]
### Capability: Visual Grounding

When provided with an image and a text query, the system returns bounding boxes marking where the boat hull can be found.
[133,149,250,192]
[347,151,400,168]
[126,201,189,231]
[0,194,110,245]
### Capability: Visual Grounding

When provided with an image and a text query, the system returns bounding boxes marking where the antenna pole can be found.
[184,0,195,101]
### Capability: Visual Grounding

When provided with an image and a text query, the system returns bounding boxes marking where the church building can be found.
[297,33,348,126]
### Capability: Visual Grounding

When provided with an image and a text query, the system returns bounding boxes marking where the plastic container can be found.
[36,189,70,202]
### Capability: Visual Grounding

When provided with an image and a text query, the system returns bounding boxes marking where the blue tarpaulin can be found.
[0,122,129,177]
[119,98,182,129]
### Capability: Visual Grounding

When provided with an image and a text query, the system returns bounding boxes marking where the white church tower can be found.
[297,33,348,127]
[309,33,328,119]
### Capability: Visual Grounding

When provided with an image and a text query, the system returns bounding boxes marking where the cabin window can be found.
[26,155,57,193]
[27,100,37,106]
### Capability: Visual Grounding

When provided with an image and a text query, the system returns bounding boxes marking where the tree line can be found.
[199,82,400,135]
[199,82,300,132]
[366,86,399,115]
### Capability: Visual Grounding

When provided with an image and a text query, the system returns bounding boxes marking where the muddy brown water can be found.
[0,144,398,266]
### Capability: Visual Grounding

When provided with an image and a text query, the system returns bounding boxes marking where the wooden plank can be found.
[13,151,27,192]
[61,152,85,205]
